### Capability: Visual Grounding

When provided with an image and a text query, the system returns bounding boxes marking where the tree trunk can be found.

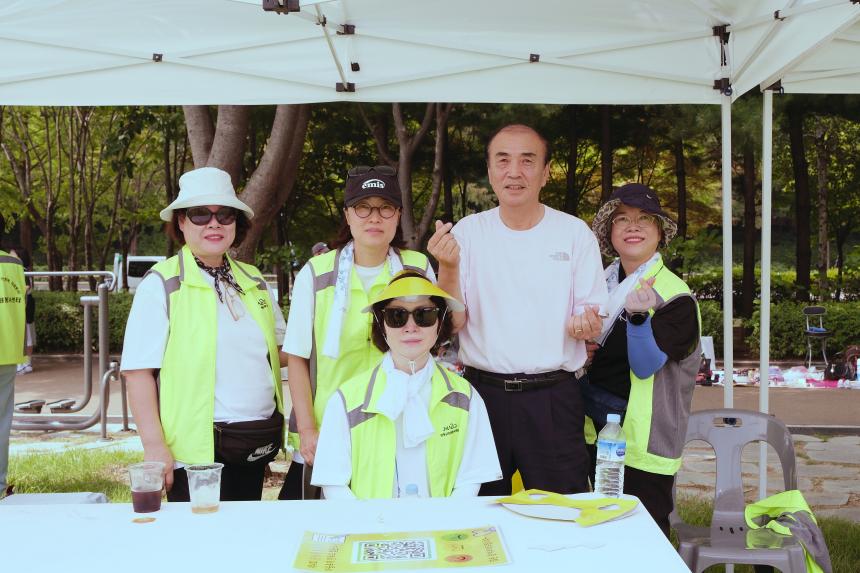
[442,122,454,222]
[183,106,215,168]
[835,226,848,300]
[814,121,829,301]
[230,105,311,262]
[564,105,580,215]
[673,138,687,240]
[416,103,453,247]
[741,147,757,318]
[207,105,250,186]
[600,105,613,202]
[788,108,811,302]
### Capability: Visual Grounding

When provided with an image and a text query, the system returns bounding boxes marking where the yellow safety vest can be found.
[147,246,283,464]
[0,251,26,365]
[287,247,431,449]
[338,362,472,499]
[586,261,701,476]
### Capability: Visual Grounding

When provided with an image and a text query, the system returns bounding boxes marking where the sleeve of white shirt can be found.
[120,273,169,371]
[266,283,286,346]
[572,224,610,316]
[453,386,503,492]
[309,391,354,489]
[282,264,314,358]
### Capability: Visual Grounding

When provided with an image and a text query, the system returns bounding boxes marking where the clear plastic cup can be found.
[128,461,165,513]
[185,463,223,514]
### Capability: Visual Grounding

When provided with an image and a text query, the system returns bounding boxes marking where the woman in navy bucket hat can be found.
[584,183,700,538]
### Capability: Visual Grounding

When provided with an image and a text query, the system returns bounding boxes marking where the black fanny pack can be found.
[214,410,284,465]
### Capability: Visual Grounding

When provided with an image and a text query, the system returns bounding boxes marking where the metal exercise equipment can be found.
[12,270,130,438]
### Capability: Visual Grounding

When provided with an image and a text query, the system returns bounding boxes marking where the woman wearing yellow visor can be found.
[311,271,502,499]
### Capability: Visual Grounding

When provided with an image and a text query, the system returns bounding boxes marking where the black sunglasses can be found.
[379,306,441,328]
[185,207,238,226]
[348,165,397,177]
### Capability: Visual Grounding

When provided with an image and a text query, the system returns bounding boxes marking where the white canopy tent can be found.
[2,0,859,493]
[751,10,860,496]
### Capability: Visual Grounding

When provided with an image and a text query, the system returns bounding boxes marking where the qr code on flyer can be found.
[353,538,436,563]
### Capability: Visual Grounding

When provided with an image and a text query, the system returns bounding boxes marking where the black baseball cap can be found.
[609,183,672,218]
[344,166,402,208]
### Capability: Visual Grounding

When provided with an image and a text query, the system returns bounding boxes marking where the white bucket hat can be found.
[159,167,254,222]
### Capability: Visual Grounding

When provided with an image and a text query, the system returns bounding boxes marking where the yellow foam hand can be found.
[495,489,639,527]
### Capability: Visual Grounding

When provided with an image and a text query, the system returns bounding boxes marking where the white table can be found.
[0,495,689,572]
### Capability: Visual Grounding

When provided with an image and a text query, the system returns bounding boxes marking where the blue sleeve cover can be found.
[627,315,668,379]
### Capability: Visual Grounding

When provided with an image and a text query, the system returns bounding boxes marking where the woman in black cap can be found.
[585,182,701,538]
[279,166,435,499]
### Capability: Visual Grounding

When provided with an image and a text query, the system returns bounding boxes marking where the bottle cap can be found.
[405,484,419,496]
[607,413,621,424]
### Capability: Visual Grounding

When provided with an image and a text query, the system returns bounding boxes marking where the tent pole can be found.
[759,89,774,499]
[721,91,734,407]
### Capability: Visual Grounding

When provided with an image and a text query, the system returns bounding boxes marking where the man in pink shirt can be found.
[429,124,608,495]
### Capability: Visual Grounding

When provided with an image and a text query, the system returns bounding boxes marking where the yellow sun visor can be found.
[361,274,465,313]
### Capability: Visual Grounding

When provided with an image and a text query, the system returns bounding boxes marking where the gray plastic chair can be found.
[670,409,806,573]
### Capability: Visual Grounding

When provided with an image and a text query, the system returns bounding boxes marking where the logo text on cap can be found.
[362,178,385,189]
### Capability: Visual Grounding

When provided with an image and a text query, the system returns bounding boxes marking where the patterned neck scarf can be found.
[193,255,244,303]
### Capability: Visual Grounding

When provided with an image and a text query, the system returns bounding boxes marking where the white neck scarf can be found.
[321,241,404,359]
[374,353,436,448]
[597,252,662,345]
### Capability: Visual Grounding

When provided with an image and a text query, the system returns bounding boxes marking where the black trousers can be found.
[166,450,267,503]
[586,444,675,538]
[469,372,590,496]
[276,461,321,500]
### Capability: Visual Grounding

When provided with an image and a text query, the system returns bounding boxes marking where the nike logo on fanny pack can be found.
[247,443,277,462]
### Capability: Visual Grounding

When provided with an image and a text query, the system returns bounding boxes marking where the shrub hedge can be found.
[33,289,858,362]
[686,267,860,303]
[746,301,860,361]
[34,290,291,353]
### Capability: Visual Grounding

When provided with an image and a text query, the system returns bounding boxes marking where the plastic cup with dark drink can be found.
[128,462,165,513]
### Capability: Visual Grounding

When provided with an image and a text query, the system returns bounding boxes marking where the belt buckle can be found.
[504,378,524,392]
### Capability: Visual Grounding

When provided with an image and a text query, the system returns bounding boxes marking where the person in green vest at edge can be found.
[278,166,435,500]
[0,245,26,499]
[582,183,701,538]
[311,271,502,499]
[122,167,289,502]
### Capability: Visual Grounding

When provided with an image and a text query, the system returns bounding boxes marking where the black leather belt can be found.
[465,367,577,392]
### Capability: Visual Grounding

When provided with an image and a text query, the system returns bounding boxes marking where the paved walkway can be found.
[9,355,860,521]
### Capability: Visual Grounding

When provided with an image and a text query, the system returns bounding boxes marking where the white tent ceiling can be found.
[0,0,857,106]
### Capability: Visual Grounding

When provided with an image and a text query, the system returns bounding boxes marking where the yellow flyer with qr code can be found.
[293,525,509,571]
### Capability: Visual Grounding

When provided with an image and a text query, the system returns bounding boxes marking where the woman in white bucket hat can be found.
[121,167,288,503]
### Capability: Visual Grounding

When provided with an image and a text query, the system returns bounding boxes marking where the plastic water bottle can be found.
[594,413,626,497]
[402,483,420,498]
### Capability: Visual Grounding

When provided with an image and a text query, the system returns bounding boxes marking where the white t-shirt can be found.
[311,359,502,498]
[283,261,436,359]
[453,205,608,374]
[121,268,286,424]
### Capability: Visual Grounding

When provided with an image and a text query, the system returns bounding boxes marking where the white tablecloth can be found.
[0,495,689,572]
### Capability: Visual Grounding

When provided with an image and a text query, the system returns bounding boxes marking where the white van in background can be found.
[112,253,165,292]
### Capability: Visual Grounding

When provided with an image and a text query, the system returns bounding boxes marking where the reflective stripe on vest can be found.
[150,246,283,464]
[0,252,26,365]
[286,247,431,449]
[338,362,471,499]
[623,262,701,476]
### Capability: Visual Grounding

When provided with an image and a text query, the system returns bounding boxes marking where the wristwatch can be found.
[628,311,649,326]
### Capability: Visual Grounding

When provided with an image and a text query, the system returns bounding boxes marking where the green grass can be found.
[675,495,860,573]
[7,450,860,573]
[8,448,143,502]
